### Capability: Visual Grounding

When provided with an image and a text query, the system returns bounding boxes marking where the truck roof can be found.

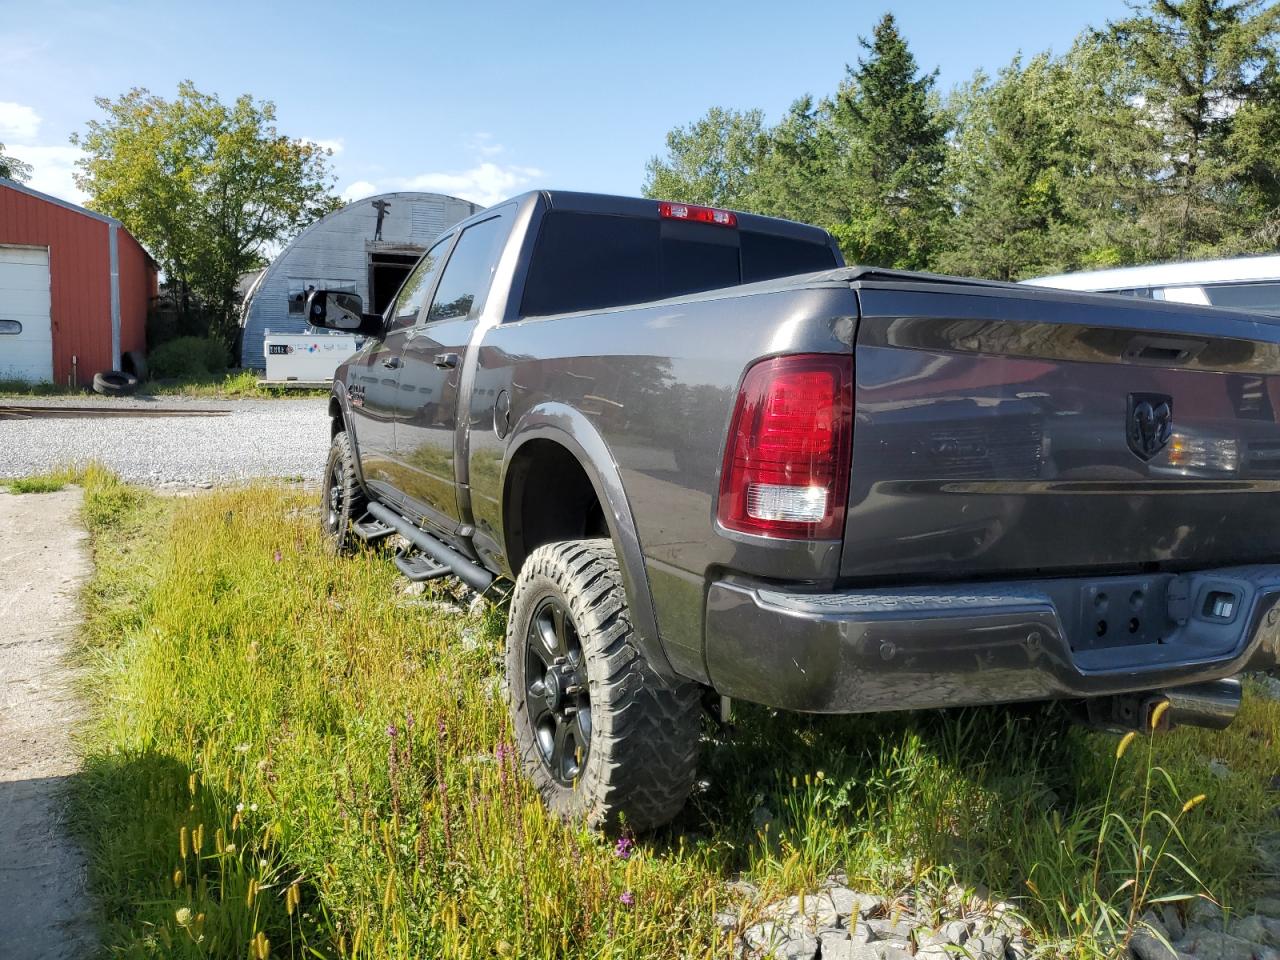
[478,190,838,247]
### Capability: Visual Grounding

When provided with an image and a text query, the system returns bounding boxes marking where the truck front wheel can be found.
[321,430,366,554]
[505,539,701,832]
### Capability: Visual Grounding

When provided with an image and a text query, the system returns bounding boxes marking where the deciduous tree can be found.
[643,107,767,208]
[73,81,340,345]
[0,143,32,182]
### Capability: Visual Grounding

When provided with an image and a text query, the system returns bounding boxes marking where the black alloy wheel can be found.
[524,596,592,784]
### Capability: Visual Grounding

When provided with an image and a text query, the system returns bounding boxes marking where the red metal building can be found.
[0,177,157,385]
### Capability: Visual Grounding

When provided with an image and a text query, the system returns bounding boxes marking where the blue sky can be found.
[2,0,1127,209]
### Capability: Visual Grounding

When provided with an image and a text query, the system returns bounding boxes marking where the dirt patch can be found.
[0,488,96,957]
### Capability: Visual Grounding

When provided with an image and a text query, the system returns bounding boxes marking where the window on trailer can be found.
[1203,280,1280,316]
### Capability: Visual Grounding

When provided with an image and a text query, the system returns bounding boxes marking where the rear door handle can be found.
[381,356,402,370]
[433,352,460,369]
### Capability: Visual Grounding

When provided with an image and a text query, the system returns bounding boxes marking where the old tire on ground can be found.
[321,431,367,554]
[92,370,139,396]
[506,538,702,832]
[121,349,148,382]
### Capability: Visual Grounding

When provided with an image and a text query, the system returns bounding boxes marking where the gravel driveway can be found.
[0,397,329,485]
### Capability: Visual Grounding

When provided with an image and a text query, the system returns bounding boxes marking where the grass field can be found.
[53,471,1280,958]
[0,371,325,400]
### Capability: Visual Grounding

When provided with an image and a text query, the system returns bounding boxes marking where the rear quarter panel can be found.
[467,281,858,681]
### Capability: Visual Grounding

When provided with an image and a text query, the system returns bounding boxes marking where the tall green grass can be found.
[6,462,119,494]
[71,474,1280,958]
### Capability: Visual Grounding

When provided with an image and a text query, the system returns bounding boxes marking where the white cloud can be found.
[0,101,41,142]
[340,179,378,204]
[7,144,85,204]
[468,133,503,158]
[310,137,344,155]
[393,162,543,208]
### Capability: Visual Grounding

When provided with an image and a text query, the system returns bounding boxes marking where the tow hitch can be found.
[1081,677,1243,732]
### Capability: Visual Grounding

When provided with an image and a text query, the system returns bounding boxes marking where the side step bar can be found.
[351,516,396,543]
[393,549,450,583]
[366,501,494,594]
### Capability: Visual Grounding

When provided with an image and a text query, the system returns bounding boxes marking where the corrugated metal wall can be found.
[116,229,155,361]
[0,182,156,385]
[240,192,480,366]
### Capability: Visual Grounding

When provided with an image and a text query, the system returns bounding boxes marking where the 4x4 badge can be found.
[1127,393,1173,461]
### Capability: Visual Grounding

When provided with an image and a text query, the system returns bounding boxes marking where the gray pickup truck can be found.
[307,190,1280,830]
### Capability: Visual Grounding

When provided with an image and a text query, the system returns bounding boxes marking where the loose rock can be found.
[968,934,1010,960]
[1254,899,1280,919]
[1132,927,1179,960]
[941,919,972,945]
[827,886,883,921]
[1179,929,1263,960]
[822,943,878,960]
[866,916,914,942]
[1231,916,1270,946]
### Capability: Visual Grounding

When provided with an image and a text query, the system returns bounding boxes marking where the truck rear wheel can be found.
[505,539,701,832]
[321,431,366,554]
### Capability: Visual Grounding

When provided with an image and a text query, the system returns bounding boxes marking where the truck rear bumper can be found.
[704,566,1280,713]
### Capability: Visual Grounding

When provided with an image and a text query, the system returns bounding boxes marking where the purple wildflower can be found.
[619,891,634,908]
[273,550,282,563]
[614,836,634,860]
[386,723,398,738]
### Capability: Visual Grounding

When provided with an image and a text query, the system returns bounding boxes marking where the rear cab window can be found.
[519,210,837,318]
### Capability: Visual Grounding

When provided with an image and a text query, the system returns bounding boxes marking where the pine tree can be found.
[1107,0,1280,258]
[941,55,1073,280]
[827,13,950,269]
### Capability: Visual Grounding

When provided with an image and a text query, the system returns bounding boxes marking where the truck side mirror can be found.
[305,290,384,336]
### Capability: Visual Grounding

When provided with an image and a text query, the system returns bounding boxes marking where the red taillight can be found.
[717,354,853,540]
[658,201,738,227]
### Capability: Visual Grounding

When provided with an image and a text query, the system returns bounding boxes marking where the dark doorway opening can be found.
[368,253,421,315]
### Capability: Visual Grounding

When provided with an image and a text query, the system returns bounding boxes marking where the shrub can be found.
[147,336,229,380]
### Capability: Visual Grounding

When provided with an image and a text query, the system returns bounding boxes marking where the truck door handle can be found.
[381,356,402,370]
[433,353,460,369]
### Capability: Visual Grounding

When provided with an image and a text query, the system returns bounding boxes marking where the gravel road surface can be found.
[0,397,329,486]
[0,488,96,958]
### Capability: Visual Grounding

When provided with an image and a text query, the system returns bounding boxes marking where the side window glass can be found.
[425,215,508,324]
[1204,280,1280,315]
[387,237,451,331]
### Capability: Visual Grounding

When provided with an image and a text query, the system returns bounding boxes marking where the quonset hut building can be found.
[239,191,480,367]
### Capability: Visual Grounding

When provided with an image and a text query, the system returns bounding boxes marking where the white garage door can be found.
[0,245,54,383]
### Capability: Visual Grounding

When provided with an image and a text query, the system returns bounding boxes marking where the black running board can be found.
[351,515,395,543]
[393,549,450,582]
[366,501,494,593]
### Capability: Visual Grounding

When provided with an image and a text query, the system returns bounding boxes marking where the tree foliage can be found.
[0,143,32,182]
[644,0,1280,280]
[826,14,949,269]
[1107,0,1280,258]
[72,81,340,344]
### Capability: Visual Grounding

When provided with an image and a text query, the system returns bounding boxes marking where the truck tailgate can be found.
[843,284,1280,582]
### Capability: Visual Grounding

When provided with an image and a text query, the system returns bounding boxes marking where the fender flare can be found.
[328,383,370,494]
[501,403,679,683]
